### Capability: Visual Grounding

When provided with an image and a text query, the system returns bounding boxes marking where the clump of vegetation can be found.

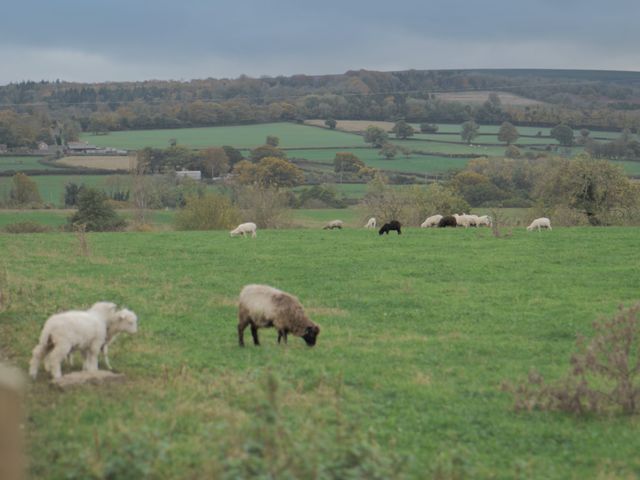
[232,185,291,228]
[8,173,42,207]
[2,221,52,234]
[174,193,239,231]
[67,188,126,232]
[506,303,640,415]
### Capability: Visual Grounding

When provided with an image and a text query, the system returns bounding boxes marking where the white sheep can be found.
[364,217,377,229]
[323,220,344,230]
[29,303,138,380]
[230,222,257,238]
[466,214,479,227]
[477,215,492,227]
[453,214,470,228]
[420,214,443,228]
[527,217,552,231]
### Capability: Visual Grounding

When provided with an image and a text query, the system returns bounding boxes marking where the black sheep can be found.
[379,220,402,235]
[437,215,457,227]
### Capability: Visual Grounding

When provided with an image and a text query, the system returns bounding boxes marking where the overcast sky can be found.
[1,0,638,85]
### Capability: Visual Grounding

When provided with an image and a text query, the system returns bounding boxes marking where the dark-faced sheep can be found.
[378,220,402,235]
[437,215,457,228]
[237,284,321,347]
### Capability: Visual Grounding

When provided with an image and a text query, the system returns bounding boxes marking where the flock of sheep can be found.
[28,213,551,381]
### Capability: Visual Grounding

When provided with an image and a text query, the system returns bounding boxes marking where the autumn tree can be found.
[461,120,479,144]
[250,144,286,162]
[334,152,365,174]
[498,122,519,145]
[364,126,389,147]
[379,143,399,160]
[9,173,42,206]
[222,145,244,167]
[198,147,230,178]
[266,135,280,147]
[233,157,304,188]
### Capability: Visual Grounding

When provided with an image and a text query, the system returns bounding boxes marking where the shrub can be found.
[8,173,42,207]
[174,193,239,231]
[3,221,53,234]
[233,185,291,228]
[506,303,640,415]
[67,188,126,232]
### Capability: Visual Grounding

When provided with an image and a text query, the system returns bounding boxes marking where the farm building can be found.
[175,170,202,180]
[66,142,99,154]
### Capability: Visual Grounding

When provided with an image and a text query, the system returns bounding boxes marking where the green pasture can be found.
[81,123,363,150]
[1,228,640,478]
[0,174,111,206]
[612,160,640,176]
[0,156,54,172]
[288,148,471,174]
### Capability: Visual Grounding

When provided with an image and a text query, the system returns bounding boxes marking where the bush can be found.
[506,303,640,415]
[3,221,53,234]
[232,185,291,228]
[67,188,126,232]
[174,193,239,231]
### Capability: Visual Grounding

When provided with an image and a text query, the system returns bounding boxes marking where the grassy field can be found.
[1,228,640,478]
[0,156,53,172]
[0,175,111,205]
[81,123,364,150]
[57,155,133,171]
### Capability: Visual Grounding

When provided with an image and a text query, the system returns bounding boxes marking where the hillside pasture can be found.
[435,90,545,106]
[0,174,110,205]
[81,122,364,150]
[1,228,640,478]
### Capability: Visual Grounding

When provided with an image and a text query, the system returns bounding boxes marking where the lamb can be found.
[29,303,138,379]
[421,214,443,228]
[477,215,492,227]
[437,215,457,227]
[378,220,402,235]
[364,217,377,229]
[527,217,552,231]
[230,222,257,238]
[237,284,320,347]
[323,220,344,230]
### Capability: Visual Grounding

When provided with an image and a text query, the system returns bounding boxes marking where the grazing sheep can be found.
[437,215,457,228]
[237,284,320,347]
[364,217,377,229]
[323,220,344,230]
[421,215,443,228]
[467,214,479,227]
[230,222,257,238]
[29,303,138,380]
[477,215,492,227]
[527,217,552,231]
[379,220,402,235]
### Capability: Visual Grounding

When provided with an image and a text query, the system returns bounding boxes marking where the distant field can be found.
[81,123,363,150]
[57,155,134,171]
[0,156,55,172]
[435,91,544,106]
[0,175,110,205]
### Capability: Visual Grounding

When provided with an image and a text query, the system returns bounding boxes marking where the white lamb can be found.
[421,214,443,228]
[230,222,257,238]
[527,217,552,231]
[453,214,470,228]
[364,217,377,229]
[29,303,138,380]
[477,215,492,227]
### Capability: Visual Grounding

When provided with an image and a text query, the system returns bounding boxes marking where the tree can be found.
[334,152,365,174]
[364,126,389,148]
[64,182,85,207]
[9,173,42,206]
[233,157,304,188]
[460,120,479,144]
[550,124,575,146]
[379,143,399,160]
[505,145,522,159]
[498,122,519,145]
[266,135,280,147]
[222,145,244,167]
[392,120,415,139]
[68,188,126,231]
[324,118,337,130]
[250,144,286,163]
[198,147,230,178]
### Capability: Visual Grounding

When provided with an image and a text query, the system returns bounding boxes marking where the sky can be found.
[1,0,639,85]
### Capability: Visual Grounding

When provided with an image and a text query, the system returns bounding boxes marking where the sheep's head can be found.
[114,308,138,334]
[88,301,118,318]
[302,325,320,347]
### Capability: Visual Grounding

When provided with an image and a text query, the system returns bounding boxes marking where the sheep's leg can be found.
[250,324,260,346]
[29,343,46,379]
[102,344,112,370]
[251,230,256,238]
[238,307,251,347]
[46,343,71,379]
[277,329,288,344]
[83,342,101,372]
